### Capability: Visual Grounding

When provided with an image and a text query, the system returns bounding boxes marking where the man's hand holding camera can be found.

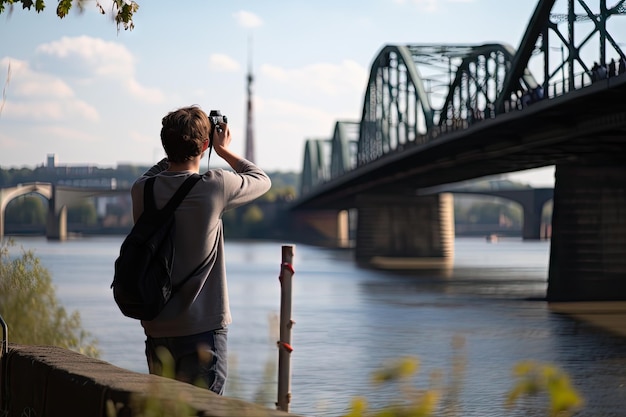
[211,120,231,156]
[208,110,243,167]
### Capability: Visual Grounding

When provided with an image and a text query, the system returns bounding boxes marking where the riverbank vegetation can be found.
[0,239,99,357]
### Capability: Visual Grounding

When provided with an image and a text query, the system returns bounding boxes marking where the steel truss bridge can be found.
[291,0,626,302]
[296,0,626,205]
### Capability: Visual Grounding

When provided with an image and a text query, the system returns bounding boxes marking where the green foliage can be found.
[0,239,99,357]
[0,0,139,30]
[506,360,583,417]
[242,205,264,224]
[5,195,46,225]
[56,0,71,17]
[342,338,583,417]
[0,0,43,13]
[106,350,195,417]
[106,315,280,416]
[342,356,441,417]
[261,185,296,203]
[371,356,420,384]
[111,0,138,30]
[454,196,525,232]
[105,347,196,417]
[67,200,98,225]
[456,200,522,226]
[265,171,300,196]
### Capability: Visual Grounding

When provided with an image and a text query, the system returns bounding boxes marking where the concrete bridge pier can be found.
[46,204,67,241]
[521,189,552,240]
[548,163,626,301]
[354,193,454,269]
[522,207,543,240]
[290,209,350,248]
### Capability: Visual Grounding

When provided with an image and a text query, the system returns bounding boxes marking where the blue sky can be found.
[0,0,558,183]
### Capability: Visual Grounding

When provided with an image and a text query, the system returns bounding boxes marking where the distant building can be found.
[57,177,117,189]
[42,154,114,189]
[46,154,57,169]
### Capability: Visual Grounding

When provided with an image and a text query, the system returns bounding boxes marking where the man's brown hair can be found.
[160,106,211,163]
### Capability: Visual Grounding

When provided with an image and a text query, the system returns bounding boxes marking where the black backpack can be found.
[112,174,202,320]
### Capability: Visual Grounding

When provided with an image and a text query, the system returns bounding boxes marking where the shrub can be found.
[0,239,99,357]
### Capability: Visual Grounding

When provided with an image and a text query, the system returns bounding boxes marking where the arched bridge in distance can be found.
[0,182,129,241]
[290,0,626,302]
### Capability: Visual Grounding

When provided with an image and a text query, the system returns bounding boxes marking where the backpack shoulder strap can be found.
[173,251,212,293]
[145,174,202,216]
[162,174,202,213]
[143,177,157,213]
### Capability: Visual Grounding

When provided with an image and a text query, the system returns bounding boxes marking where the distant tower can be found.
[244,37,255,163]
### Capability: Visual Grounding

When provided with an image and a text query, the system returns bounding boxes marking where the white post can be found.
[276,245,295,412]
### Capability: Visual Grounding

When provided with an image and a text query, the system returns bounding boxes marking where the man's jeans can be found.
[145,328,228,395]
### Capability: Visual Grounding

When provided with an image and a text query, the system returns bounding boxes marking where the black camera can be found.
[208,110,227,141]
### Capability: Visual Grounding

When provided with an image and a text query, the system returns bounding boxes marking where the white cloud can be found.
[0,131,20,150]
[0,58,99,122]
[35,124,101,143]
[128,130,154,144]
[208,54,240,72]
[0,123,102,169]
[260,97,333,125]
[36,36,134,78]
[410,0,437,12]
[35,36,164,103]
[260,59,367,97]
[249,59,368,170]
[392,0,435,10]
[126,79,165,103]
[233,10,263,29]
[392,0,474,11]
[242,59,367,169]
[252,95,355,171]
[15,77,74,99]
[5,100,99,122]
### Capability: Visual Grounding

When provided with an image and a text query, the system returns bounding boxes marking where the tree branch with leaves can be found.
[0,0,139,30]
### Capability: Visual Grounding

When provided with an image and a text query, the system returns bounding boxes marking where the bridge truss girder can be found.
[497,0,626,112]
[440,44,537,127]
[300,139,330,196]
[330,121,359,178]
[358,45,435,166]
[357,43,539,167]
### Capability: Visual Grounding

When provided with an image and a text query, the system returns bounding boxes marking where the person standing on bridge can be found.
[130,105,271,394]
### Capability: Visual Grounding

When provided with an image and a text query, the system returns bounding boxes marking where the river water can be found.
[5,236,626,416]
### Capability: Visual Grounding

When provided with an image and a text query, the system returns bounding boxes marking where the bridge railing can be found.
[502,68,608,113]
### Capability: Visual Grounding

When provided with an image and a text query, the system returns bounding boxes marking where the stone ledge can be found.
[0,344,301,417]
